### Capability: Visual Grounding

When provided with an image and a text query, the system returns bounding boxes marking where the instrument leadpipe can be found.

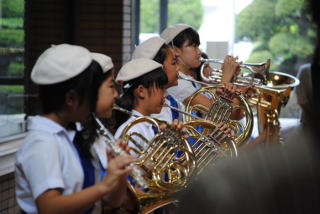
[92,113,148,189]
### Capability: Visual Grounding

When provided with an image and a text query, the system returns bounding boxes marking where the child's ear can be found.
[173,46,182,57]
[135,85,147,99]
[65,90,80,109]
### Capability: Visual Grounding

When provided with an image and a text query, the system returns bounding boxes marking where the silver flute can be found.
[92,113,148,189]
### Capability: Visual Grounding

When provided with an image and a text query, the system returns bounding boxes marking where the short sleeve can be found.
[18,135,65,199]
[167,79,197,103]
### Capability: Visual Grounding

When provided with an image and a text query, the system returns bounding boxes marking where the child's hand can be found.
[159,119,188,137]
[117,139,131,154]
[221,56,241,83]
[101,149,135,193]
[217,122,234,137]
[216,83,236,98]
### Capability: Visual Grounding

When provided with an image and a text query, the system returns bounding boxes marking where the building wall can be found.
[0,173,19,213]
[24,0,133,115]
[0,0,133,212]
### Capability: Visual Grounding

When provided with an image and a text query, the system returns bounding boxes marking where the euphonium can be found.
[201,58,300,144]
[114,105,196,214]
[247,72,300,144]
[200,58,271,85]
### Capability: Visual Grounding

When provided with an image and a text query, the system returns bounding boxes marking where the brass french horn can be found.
[178,76,254,147]
[162,104,238,175]
[115,105,195,214]
[114,104,238,213]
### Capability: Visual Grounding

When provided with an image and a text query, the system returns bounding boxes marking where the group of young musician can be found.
[15,24,244,214]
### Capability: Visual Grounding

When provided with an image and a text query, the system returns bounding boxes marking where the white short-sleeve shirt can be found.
[115,110,156,154]
[151,92,185,123]
[15,116,84,214]
[167,72,201,103]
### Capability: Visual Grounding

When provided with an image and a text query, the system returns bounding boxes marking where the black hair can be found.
[169,27,200,48]
[75,67,113,159]
[38,59,112,159]
[114,67,168,128]
[39,60,107,114]
[153,43,170,64]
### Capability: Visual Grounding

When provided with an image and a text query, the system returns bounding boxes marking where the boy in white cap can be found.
[132,36,185,123]
[15,44,134,214]
[160,24,243,120]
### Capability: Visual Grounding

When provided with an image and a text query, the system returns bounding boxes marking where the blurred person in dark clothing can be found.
[176,1,320,213]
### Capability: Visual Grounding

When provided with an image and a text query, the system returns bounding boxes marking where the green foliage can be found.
[0,85,23,94]
[140,0,159,33]
[268,32,313,60]
[8,61,24,76]
[0,85,24,114]
[1,0,24,17]
[236,0,275,41]
[0,29,24,46]
[246,49,278,71]
[0,18,24,28]
[275,0,305,16]
[236,0,315,74]
[168,0,203,30]
[140,0,204,33]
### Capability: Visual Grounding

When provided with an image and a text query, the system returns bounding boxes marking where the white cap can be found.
[160,24,193,44]
[132,37,166,60]
[91,52,114,73]
[116,58,162,82]
[31,44,92,85]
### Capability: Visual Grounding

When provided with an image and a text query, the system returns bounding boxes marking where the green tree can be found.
[236,0,315,74]
[2,0,24,17]
[140,0,204,33]
[0,0,24,113]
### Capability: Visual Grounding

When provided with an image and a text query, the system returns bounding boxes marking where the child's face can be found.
[96,75,118,118]
[176,41,201,69]
[163,49,179,88]
[146,86,166,114]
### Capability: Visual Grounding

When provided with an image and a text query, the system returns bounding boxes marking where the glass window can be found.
[164,0,313,136]
[139,0,160,43]
[0,0,25,139]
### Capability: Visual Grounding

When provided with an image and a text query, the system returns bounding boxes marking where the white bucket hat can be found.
[132,37,166,60]
[91,52,114,73]
[116,58,162,82]
[31,44,92,85]
[160,24,193,44]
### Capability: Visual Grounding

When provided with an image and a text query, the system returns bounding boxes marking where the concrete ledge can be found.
[0,133,26,176]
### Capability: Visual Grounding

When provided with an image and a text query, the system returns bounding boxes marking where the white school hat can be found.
[160,24,193,44]
[31,44,92,85]
[91,52,114,73]
[132,37,166,60]
[116,58,162,82]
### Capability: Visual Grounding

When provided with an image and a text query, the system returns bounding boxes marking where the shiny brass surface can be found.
[183,84,254,147]
[118,115,196,213]
[200,58,271,85]
[248,72,300,144]
[162,104,238,173]
[183,120,237,175]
